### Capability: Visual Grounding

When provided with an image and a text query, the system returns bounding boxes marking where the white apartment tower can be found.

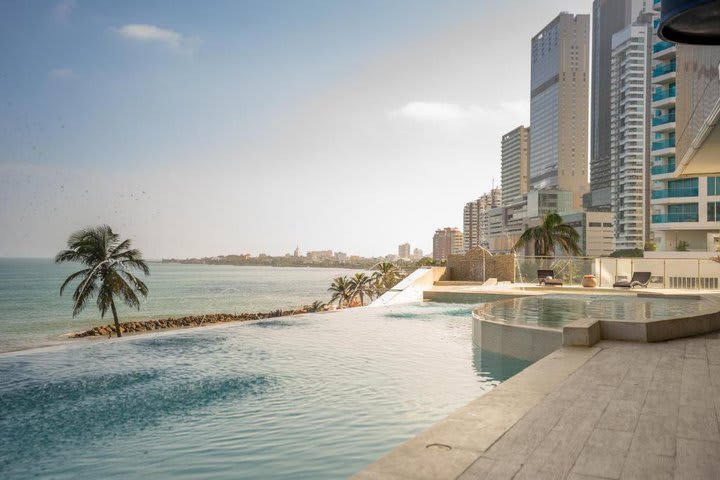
[463,188,502,251]
[609,16,653,250]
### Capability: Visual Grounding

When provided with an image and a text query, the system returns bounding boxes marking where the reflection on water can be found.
[0,301,526,480]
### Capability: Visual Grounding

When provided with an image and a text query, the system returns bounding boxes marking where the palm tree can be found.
[348,272,373,306]
[56,225,150,337]
[371,261,404,294]
[328,276,352,308]
[513,212,581,257]
[304,300,326,312]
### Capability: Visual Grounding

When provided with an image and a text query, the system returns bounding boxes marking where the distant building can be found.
[488,190,573,253]
[398,243,411,259]
[306,250,333,261]
[433,227,463,262]
[385,254,398,261]
[501,126,530,206]
[334,251,348,262]
[412,248,424,260]
[609,15,654,250]
[530,12,590,208]
[588,0,647,211]
[561,211,616,257]
[293,246,300,257]
[463,188,502,252]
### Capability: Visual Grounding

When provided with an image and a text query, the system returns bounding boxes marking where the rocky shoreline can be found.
[71,309,309,338]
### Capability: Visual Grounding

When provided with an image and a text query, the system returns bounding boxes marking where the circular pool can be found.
[478,294,710,329]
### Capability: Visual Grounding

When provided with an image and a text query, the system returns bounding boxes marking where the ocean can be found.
[0,258,357,353]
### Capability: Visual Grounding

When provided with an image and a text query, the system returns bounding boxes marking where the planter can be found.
[582,277,597,288]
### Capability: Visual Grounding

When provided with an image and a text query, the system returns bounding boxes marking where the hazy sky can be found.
[0,0,590,259]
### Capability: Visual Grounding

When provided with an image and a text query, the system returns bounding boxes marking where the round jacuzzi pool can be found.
[479,294,709,329]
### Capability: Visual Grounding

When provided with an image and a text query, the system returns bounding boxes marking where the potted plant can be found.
[582,274,597,288]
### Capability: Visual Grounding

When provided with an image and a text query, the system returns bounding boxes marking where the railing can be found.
[652,138,676,150]
[652,112,676,126]
[653,61,677,77]
[651,187,699,199]
[652,213,699,223]
[651,163,676,175]
[652,87,676,102]
[653,41,674,54]
[514,255,720,290]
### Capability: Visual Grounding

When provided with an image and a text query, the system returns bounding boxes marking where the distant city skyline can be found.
[0,0,588,259]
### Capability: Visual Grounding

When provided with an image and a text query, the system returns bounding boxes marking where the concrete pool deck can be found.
[354,333,720,479]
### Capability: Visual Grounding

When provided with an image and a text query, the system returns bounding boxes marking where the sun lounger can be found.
[538,269,563,286]
[613,271,651,288]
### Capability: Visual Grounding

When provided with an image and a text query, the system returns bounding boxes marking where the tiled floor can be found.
[459,334,720,479]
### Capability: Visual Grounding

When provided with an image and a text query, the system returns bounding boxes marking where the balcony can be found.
[652,138,676,150]
[651,187,699,199]
[652,112,676,126]
[652,213,699,223]
[653,61,677,81]
[652,87,676,102]
[652,163,676,175]
[653,41,674,54]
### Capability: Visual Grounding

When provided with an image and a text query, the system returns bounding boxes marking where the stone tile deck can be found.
[459,334,720,480]
[355,333,720,479]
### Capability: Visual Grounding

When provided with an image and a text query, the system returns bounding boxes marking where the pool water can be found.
[0,302,528,480]
[486,294,708,328]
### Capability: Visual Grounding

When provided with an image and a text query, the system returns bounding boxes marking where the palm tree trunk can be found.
[110,298,122,338]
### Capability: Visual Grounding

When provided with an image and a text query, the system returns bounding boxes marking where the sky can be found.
[0,0,590,259]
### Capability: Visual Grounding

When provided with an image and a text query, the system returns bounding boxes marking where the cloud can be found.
[388,101,528,127]
[388,102,483,123]
[49,67,75,79]
[116,24,186,49]
[54,0,76,20]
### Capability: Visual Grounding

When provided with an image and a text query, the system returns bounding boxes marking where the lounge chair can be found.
[613,271,651,288]
[538,269,563,286]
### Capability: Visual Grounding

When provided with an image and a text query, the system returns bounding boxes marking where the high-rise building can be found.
[433,227,463,262]
[609,15,654,250]
[529,12,590,208]
[463,188,502,251]
[648,1,720,252]
[588,0,648,210]
[501,126,530,206]
[412,248,424,260]
[397,243,411,259]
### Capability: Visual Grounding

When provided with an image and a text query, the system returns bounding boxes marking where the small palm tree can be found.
[513,212,581,257]
[328,276,352,308]
[304,300,326,312]
[56,225,150,337]
[371,261,404,294]
[348,272,373,306]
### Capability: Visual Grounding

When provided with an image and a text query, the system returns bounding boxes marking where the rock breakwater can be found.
[71,309,305,338]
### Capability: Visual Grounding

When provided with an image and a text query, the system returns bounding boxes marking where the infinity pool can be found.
[485,294,708,328]
[0,303,528,480]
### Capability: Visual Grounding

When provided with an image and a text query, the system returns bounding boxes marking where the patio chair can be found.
[613,271,651,288]
[538,269,563,286]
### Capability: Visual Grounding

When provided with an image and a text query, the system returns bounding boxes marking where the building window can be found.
[708,202,720,221]
[708,177,720,196]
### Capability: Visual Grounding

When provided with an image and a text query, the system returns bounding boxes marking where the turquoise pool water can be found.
[0,302,528,479]
[485,294,708,328]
